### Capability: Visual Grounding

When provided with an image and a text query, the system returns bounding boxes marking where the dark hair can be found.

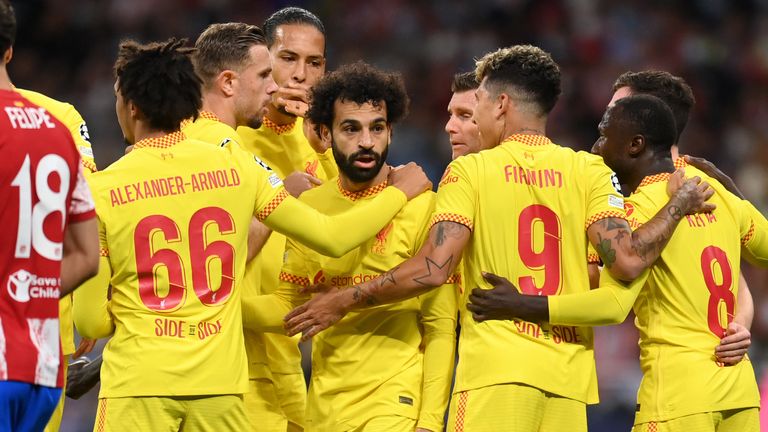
[114,38,202,132]
[194,23,266,87]
[475,45,561,116]
[612,94,677,153]
[613,71,694,142]
[307,61,409,135]
[0,0,16,55]
[451,71,479,93]
[263,7,325,48]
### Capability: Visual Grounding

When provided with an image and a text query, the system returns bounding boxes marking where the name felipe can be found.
[109,168,241,207]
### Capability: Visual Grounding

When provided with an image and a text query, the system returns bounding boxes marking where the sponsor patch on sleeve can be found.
[608,194,625,209]
[268,173,283,188]
[610,173,622,194]
[78,145,93,158]
[79,122,91,144]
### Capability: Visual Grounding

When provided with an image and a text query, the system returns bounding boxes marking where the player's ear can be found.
[319,124,332,146]
[217,70,237,97]
[628,134,645,157]
[495,92,509,119]
[3,46,12,64]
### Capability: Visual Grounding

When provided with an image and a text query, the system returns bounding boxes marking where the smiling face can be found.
[326,99,390,183]
[233,44,278,129]
[445,90,481,159]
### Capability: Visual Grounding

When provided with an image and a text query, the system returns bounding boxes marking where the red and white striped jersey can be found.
[0,89,95,388]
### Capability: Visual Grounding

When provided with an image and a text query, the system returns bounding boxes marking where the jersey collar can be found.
[504,134,552,147]
[637,172,672,188]
[262,116,296,135]
[337,178,389,201]
[133,130,186,150]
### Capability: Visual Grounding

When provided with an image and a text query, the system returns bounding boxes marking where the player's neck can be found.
[201,96,236,129]
[339,164,390,193]
[265,102,297,126]
[502,113,547,141]
[670,145,679,160]
[132,121,177,143]
[627,157,675,193]
[0,67,12,91]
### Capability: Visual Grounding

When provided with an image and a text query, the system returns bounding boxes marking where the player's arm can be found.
[61,166,99,295]
[241,239,309,333]
[247,218,271,262]
[740,199,768,266]
[263,163,431,258]
[684,155,744,199]
[417,279,457,432]
[72,218,115,339]
[715,276,754,365]
[467,266,648,326]
[284,220,470,340]
[588,174,714,281]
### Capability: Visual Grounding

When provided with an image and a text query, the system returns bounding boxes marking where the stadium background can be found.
[10,0,768,430]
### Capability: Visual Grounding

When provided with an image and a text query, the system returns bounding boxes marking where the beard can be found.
[332,141,389,183]
[245,115,263,129]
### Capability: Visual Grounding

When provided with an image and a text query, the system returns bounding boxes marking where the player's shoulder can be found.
[15,88,83,124]
[299,176,340,204]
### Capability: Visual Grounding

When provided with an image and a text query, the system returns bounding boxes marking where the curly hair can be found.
[451,71,479,93]
[307,61,409,135]
[263,7,325,49]
[475,45,561,116]
[613,70,694,142]
[611,94,677,154]
[114,38,202,132]
[0,0,16,55]
[194,23,266,88]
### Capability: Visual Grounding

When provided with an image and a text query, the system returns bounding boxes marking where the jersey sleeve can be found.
[72,215,114,339]
[584,157,627,229]
[241,238,309,333]
[740,199,768,266]
[431,158,476,230]
[548,267,649,326]
[67,164,96,223]
[63,105,97,173]
[317,147,339,180]
[587,242,601,264]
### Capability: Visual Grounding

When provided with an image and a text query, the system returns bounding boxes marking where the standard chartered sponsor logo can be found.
[7,269,60,303]
[330,273,379,287]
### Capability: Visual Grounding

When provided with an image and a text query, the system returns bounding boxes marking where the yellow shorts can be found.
[447,383,586,432]
[43,361,66,432]
[349,415,415,432]
[93,394,246,432]
[632,408,759,432]
[244,375,306,432]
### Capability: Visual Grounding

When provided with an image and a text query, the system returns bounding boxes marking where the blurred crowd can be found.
[11,1,768,430]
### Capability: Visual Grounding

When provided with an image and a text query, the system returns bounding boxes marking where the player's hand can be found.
[467,272,522,322]
[670,174,716,214]
[388,162,432,200]
[684,155,744,199]
[72,338,97,358]
[284,284,350,341]
[274,85,311,117]
[715,322,751,365]
[302,117,329,153]
[66,356,102,400]
[284,171,323,197]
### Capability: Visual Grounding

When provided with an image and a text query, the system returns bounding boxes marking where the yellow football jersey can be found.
[237,117,337,381]
[17,88,98,357]
[626,170,761,423]
[247,179,456,432]
[433,134,626,404]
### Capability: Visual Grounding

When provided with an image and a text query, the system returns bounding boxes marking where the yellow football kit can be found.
[243,179,457,432]
[238,117,338,430]
[73,128,411,428]
[548,167,768,430]
[431,134,626,431]
[16,88,98,432]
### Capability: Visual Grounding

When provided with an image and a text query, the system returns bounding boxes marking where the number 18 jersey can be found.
[432,134,625,403]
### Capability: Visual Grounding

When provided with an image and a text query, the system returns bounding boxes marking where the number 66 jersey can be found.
[0,90,95,388]
[431,134,626,405]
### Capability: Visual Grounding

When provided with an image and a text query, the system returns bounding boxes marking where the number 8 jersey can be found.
[0,90,95,388]
[432,134,626,404]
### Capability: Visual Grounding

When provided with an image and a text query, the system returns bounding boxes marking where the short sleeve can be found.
[584,156,627,229]
[431,158,476,231]
[68,164,96,223]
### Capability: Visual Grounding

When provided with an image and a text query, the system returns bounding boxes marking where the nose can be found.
[292,62,307,83]
[445,116,458,134]
[359,129,374,149]
[266,76,278,95]
[591,139,601,155]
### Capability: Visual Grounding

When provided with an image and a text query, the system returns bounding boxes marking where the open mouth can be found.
[353,154,377,169]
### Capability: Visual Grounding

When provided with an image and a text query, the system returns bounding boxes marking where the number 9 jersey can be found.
[81,131,286,398]
[431,134,626,404]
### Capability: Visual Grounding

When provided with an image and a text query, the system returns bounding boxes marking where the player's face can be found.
[114,80,134,145]
[472,80,501,151]
[269,24,326,114]
[328,100,390,183]
[234,44,278,129]
[591,86,633,154]
[445,90,481,159]
[594,107,631,181]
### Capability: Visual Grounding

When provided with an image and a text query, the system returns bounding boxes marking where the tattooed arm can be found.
[588,176,715,282]
[284,221,470,340]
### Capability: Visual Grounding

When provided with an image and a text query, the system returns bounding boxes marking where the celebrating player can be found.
[445,71,481,159]
[72,37,430,430]
[470,94,768,431]
[284,45,713,432]
[0,1,99,430]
